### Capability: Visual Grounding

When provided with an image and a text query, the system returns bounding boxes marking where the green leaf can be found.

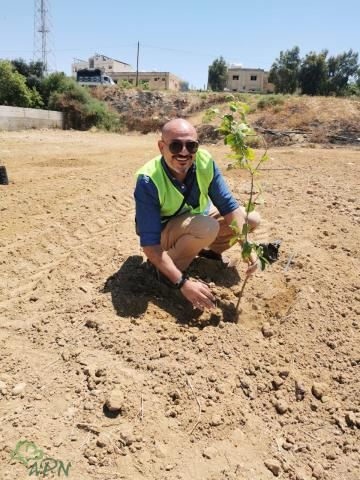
[245,201,255,213]
[229,236,238,247]
[223,114,234,122]
[259,256,269,271]
[230,104,237,112]
[241,241,253,260]
[245,148,255,161]
[229,219,240,235]
[241,223,250,235]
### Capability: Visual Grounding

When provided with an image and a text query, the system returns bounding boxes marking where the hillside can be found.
[96,88,360,146]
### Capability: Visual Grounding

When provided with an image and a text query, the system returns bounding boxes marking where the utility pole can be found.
[136,41,139,87]
[33,0,53,76]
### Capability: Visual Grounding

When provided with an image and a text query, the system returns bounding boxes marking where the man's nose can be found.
[180,143,190,155]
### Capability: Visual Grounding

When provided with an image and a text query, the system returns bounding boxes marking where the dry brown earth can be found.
[0,129,359,480]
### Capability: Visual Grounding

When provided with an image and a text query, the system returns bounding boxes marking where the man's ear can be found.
[158,140,164,154]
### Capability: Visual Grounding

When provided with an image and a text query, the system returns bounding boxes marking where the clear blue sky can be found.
[0,0,359,88]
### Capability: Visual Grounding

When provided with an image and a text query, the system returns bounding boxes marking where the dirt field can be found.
[0,129,359,480]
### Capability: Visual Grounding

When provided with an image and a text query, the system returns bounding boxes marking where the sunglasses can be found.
[163,139,199,155]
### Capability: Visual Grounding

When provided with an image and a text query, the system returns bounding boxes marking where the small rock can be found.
[203,446,217,459]
[274,400,288,415]
[311,382,328,400]
[264,459,281,476]
[119,428,135,446]
[272,376,284,390]
[262,323,274,338]
[165,464,174,471]
[62,351,71,361]
[295,380,306,401]
[105,389,124,412]
[345,412,359,428]
[0,381,7,394]
[12,383,26,396]
[311,463,324,479]
[96,433,109,448]
[210,414,223,426]
[85,318,99,329]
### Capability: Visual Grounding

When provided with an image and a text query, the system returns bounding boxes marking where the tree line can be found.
[0,58,120,130]
[208,48,360,96]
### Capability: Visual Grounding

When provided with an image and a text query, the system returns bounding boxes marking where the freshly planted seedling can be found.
[206,100,270,322]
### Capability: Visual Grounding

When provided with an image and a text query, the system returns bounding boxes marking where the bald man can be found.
[134,118,260,310]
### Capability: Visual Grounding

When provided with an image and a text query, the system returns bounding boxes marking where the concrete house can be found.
[72,53,133,76]
[72,54,182,91]
[227,66,274,93]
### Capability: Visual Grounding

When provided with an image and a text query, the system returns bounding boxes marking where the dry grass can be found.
[252,96,360,144]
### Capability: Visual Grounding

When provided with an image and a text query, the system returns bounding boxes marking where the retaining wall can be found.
[0,106,64,131]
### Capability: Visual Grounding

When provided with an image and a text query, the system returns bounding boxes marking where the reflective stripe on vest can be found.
[136,148,214,221]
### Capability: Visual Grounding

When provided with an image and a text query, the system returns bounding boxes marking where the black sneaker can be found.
[258,240,282,264]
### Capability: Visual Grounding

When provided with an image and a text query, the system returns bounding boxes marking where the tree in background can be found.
[298,50,328,95]
[0,60,43,108]
[269,46,301,94]
[326,49,359,95]
[11,58,44,91]
[208,56,228,91]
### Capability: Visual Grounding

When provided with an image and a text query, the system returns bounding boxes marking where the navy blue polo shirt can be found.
[134,156,239,246]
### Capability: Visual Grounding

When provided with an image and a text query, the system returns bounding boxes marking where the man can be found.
[134,118,260,310]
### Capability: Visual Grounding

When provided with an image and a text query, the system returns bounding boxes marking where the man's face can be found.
[158,123,198,179]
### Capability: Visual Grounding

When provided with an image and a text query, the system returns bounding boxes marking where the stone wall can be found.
[0,106,64,131]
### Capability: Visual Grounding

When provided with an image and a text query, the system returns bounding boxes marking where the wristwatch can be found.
[174,274,188,289]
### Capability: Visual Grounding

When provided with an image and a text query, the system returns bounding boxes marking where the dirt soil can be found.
[0,129,359,480]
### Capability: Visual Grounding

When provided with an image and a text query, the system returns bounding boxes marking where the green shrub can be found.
[47,76,121,131]
[117,80,134,90]
[257,95,286,110]
[0,60,38,107]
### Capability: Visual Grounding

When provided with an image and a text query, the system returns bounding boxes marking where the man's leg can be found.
[161,213,220,271]
[207,206,261,254]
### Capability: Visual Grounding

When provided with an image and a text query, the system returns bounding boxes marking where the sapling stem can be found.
[234,275,249,323]
[207,99,270,322]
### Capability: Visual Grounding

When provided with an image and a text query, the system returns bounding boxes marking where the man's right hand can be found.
[180,279,215,310]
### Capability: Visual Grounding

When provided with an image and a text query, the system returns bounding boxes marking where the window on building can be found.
[108,66,112,69]
[89,59,94,68]
[232,75,239,80]
[162,77,165,81]
[250,75,257,81]
[154,77,159,81]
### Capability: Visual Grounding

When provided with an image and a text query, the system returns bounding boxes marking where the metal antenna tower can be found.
[33,0,54,76]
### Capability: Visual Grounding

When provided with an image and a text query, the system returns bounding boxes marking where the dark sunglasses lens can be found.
[168,141,199,154]
[186,141,199,154]
[169,141,183,154]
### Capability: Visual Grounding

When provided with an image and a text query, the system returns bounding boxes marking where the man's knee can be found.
[187,214,220,241]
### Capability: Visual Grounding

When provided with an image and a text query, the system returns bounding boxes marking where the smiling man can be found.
[134,118,260,310]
